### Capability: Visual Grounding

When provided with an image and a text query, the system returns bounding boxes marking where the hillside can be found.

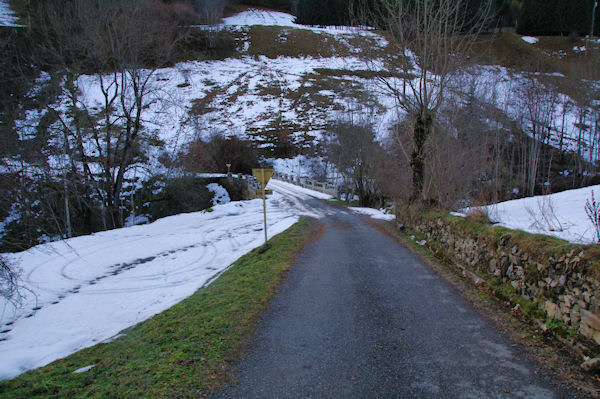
[1,5,599,251]
[1,3,600,392]
[11,9,600,169]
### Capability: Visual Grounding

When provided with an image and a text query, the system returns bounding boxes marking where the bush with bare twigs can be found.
[0,255,21,304]
[585,191,600,243]
[525,193,564,233]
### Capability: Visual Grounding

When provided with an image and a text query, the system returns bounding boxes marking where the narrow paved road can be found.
[214,188,573,398]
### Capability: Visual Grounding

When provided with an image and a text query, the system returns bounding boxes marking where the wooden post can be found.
[262,185,267,245]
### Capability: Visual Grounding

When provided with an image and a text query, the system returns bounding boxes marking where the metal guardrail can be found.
[273,172,338,196]
[218,172,339,198]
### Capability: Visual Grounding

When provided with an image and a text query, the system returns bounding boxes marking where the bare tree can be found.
[192,0,228,25]
[31,0,194,229]
[0,255,21,304]
[585,190,600,243]
[357,0,492,202]
[569,51,600,187]
[516,77,559,196]
[425,89,496,208]
[325,118,384,207]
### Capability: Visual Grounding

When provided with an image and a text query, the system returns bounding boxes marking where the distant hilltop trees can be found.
[294,0,513,29]
[518,0,600,36]
[292,0,599,37]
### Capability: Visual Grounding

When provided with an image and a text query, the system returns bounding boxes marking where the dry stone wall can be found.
[405,213,600,347]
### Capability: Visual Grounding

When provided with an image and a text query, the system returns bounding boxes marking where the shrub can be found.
[585,190,600,243]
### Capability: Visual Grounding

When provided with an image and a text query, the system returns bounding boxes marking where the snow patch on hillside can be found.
[14,54,391,183]
[467,64,599,162]
[0,0,20,27]
[222,8,387,45]
[272,155,337,179]
[521,36,539,44]
[223,8,296,27]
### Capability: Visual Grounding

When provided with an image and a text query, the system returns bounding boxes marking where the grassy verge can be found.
[0,218,315,399]
[326,198,359,208]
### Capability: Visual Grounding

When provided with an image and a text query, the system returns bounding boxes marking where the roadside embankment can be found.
[397,209,600,366]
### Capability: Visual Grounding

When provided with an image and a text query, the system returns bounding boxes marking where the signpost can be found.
[252,168,274,246]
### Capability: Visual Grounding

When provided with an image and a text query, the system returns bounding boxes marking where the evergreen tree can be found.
[518,0,555,35]
[296,0,352,26]
[518,0,599,35]
[460,0,499,31]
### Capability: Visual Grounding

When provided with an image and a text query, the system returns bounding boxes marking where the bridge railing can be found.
[273,172,338,196]
[212,172,339,199]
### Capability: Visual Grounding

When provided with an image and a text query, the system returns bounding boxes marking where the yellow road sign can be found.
[252,168,274,188]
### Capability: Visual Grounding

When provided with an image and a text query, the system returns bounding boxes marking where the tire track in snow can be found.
[0,186,314,370]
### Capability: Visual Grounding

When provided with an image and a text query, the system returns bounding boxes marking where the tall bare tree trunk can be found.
[410,113,432,202]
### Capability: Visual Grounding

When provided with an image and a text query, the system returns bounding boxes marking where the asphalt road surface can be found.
[213,195,575,398]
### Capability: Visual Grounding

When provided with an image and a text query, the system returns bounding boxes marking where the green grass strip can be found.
[0,218,314,399]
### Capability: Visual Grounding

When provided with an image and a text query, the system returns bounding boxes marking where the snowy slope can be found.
[10,9,394,183]
[222,7,381,38]
[469,64,600,161]
[15,54,394,183]
[0,0,19,27]
[458,184,600,244]
[14,9,597,181]
[0,179,339,379]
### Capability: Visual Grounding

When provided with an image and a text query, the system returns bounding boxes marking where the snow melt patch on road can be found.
[223,8,296,27]
[0,190,321,379]
[350,207,396,221]
[458,184,600,244]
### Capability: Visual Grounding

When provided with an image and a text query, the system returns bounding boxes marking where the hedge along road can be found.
[215,180,574,399]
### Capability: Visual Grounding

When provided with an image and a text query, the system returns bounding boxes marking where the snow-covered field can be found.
[470,63,599,161]
[521,36,539,45]
[0,179,393,380]
[350,206,395,221]
[16,52,392,182]
[15,8,392,163]
[0,180,304,378]
[457,184,600,244]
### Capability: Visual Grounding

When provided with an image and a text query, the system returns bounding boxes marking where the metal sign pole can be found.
[252,168,274,247]
[262,179,268,245]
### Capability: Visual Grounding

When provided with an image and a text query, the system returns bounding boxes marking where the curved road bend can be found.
[214,187,574,398]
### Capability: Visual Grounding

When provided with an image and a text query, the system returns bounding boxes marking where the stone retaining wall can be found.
[404,212,600,346]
